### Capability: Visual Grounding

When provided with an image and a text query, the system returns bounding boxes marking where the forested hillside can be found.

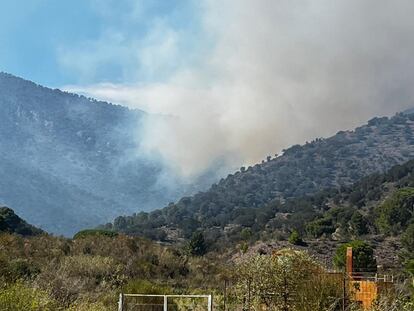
[0,73,210,235]
[0,207,43,236]
[109,112,414,243]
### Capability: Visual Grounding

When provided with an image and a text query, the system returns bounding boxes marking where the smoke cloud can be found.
[64,0,414,178]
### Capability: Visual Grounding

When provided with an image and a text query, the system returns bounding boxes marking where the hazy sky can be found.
[3,1,414,177]
[0,0,202,86]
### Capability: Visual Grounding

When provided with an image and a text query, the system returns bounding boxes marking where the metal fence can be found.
[118,294,212,311]
[118,272,397,311]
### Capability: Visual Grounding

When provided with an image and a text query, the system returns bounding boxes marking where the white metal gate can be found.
[118,294,212,311]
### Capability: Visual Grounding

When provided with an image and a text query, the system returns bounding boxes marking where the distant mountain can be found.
[0,73,209,235]
[0,206,43,236]
[109,112,414,241]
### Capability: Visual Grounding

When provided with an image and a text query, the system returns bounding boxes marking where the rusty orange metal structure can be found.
[346,247,394,310]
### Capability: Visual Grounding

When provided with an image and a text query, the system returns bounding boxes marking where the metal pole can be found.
[342,274,346,311]
[208,294,212,311]
[164,295,168,311]
[283,276,288,311]
[118,293,124,311]
[247,279,251,311]
[223,279,227,311]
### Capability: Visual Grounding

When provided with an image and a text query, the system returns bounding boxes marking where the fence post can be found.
[164,295,168,311]
[118,293,124,311]
[208,294,212,311]
[248,278,251,311]
[223,280,227,311]
[342,274,346,311]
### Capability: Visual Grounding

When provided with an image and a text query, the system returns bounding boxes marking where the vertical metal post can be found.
[247,278,251,311]
[164,295,168,311]
[223,280,227,311]
[342,274,346,311]
[118,293,124,311]
[282,276,288,311]
[208,294,212,311]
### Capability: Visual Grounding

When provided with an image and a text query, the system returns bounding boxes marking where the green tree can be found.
[288,230,304,246]
[401,223,414,254]
[240,242,249,254]
[187,231,207,256]
[375,188,414,235]
[405,259,414,277]
[349,212,369,236]
[240,228,252,241]
[306,217,335,238]
[334,240,377,273]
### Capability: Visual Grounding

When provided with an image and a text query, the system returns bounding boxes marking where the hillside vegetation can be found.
[0,214,412,311]
[107,160,414,271]
[0,227,226,310]
[108,112,414,243]
[0,207,43,236]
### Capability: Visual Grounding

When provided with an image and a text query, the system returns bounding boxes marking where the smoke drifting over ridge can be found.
[65,0,414,177]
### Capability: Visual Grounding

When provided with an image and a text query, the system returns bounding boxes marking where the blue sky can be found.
[0,0,204,87]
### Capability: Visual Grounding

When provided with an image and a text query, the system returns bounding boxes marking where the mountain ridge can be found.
[0,72,209,235]
[0,206,43,236]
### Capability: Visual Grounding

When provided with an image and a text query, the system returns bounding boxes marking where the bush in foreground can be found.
[0,282,58,311]
[234,249,342,311]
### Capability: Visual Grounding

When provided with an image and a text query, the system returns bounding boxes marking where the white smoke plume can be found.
[64,0,414,178]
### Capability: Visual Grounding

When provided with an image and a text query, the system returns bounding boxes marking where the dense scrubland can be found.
[103,159,414,270]
[0,205,413,310]
[109,112,414,244]
[0,230,224,310]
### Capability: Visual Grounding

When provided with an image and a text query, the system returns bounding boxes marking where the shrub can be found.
[187,231,207,256]
[405,259,414,276]
[240,242,249,254]
[234,249,342,311]
[375,188,414,235]
[333,240,377,273]
[8,259,40,281]
[349,212,369,236]
[35,255,124,306]
[73,229,118,239]
[370,291,414,311]
[288,230,304,246]
[240,228,252,241]
[306,217,335,238]
[0,282,58,311]
[401,223,414,254]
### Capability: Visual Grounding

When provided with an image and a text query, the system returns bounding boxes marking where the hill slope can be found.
[110,112,414,240]
[0,206,43,236]
[0,73,207,235]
